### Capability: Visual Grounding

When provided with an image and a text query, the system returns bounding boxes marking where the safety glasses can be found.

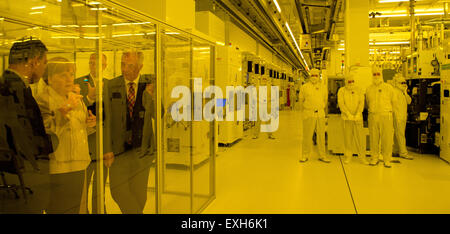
[373,72,381,76]
[311,74,319,77]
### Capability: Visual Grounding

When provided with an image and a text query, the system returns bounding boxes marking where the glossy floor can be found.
[202,110,450,214]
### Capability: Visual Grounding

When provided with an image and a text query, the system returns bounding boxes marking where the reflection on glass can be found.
[192,42,214,213]
[162,31,192,214]
[74,53,109,214]
[104,51,155,214]
[0,0,214,214]
[36,57,93,214]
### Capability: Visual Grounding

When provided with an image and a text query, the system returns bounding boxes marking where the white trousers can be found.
[368,113,394,162]
[343,120,366,159]
[393,117,408,157]
[253,119,274,138]
[302,117,326,158]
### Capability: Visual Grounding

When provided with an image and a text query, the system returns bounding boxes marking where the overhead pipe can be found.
[410,0,416,53]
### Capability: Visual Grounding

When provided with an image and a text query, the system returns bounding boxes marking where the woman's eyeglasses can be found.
[373,72,381,76]
[347,80,355,84]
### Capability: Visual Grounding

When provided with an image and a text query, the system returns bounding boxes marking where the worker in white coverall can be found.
[392,74,413,160]
[299,68,330,163]
[337,72,369,165]
[253,74,275,140]
[366,67,395,168]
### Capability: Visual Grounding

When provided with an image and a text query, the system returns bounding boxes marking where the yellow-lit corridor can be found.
[202,110,450,214]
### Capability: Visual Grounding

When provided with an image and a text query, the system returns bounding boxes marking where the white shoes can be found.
[400,154,413,160]
[384,161,392,168]
[344,156,351,164]
[360,158,369,165]
[319,157,331,163]
[370,157,379,166]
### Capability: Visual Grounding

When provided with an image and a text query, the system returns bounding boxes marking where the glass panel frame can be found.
[0,0,216,214]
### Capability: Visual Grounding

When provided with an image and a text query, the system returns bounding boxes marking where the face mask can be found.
[400,84,407,91]
[373,76,383,85]
[310,76,319,84]
[346,80,355,90]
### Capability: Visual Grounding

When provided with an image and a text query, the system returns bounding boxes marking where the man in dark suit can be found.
[0,38,52,170]
[0,38,52,213]
[74,53,110,214]
[104,51,155,214]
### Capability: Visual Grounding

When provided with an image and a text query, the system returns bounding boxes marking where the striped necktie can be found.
[127,82,136,117]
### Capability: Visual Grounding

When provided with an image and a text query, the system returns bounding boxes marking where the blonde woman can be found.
[35,57,96,214]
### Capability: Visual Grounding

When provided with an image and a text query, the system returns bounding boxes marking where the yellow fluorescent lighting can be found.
[88,1,102,5]
[379,0,408,3]
[81,25,107,28]
[51,25,67,28]
[165,32,180,35]
[378,10,407,14]
[29,11,43,15]
[374,41,410,45]
[91,8,108,11]
[112,34,133,37]
[373,12,445,18]
[132,22,151,25]
[112,33,145,37]
[216,41,225,46]
[193,47,210,51]
[416,12,444,16]
[338,48,345,51]
[51,36,79,39]
[31,5,46,10]
[113,22,151,26]
[83,36,105,39]
[374,14,407,18]
[285,22,309,70]
[273,0,282,13]
[416,8,444,12]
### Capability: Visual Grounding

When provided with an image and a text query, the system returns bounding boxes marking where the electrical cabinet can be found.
[216,46,244,145]
[440,39,450,162]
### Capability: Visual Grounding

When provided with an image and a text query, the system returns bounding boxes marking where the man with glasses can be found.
[392,74,413,160]
[299,68,330,163]
[366,67,395,168]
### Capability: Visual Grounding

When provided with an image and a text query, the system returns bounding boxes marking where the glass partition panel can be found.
[0,0,215,214]
[191,40,215,213]
[0,0,101,214]
[98,7,157,214]
[161,28,192,213]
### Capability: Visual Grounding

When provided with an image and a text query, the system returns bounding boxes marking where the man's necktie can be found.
[127,82,136,117]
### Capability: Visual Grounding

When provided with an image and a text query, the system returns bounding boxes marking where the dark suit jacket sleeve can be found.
[74,76,90,107]
[0,79,38,169]
[102,79,113,154]
[139,90,155,156]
